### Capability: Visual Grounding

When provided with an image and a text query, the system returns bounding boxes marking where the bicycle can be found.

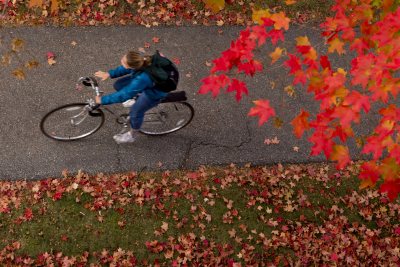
[40,76,195,141]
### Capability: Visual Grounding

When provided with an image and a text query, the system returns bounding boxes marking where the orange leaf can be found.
[28,0,43,8]
[271,12,290,31]
[285,0,297,4]
[203,0,225,13]
[50,0,59,14]
[328,37,345,55]
[359,178,375,189]
[291,110,310,138]
[269,47,283,64]
[330,145,350,169]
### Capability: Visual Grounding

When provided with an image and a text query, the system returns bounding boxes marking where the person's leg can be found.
[113,76,132,91]
[129,92,160,130]
[114,92,160,144]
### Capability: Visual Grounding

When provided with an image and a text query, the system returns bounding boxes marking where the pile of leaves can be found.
[0,0,331,26]
[1,163,400,265]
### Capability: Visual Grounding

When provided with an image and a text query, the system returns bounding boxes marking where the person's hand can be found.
[95,95,102,105]
[95,71,110,81]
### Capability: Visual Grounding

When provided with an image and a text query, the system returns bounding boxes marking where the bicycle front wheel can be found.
[139,102,194,136]
[40,103,105,141]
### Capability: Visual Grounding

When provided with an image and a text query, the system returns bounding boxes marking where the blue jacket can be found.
[101,66,168,105]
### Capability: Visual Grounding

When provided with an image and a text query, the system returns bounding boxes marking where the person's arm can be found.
[108,66,134,79]
[95,66,134,81]
[99,73,152,105]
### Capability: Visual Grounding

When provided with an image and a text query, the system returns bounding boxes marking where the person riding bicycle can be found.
[95,51,172,144]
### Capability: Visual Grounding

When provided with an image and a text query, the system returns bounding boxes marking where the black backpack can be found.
[143,50,179,92]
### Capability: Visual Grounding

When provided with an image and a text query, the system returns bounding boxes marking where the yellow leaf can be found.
[12,68,25,80]
[28,0,44,8]
[269,47,283,64]
[203,0,225,13]
[252,9,271,25]
[296,36,310,46]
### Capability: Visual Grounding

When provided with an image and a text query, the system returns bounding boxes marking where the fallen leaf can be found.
[12,68,25,80]
[1,54,11,65]
[161,221,168,232]
[284,85,295,97]
[47,57,56,66]
[28,0,43,9]
[293,146,300,152]
[71,41,77,46]
[273,117,284,128]
[264,136,280,145]
[50,0,59,14]
[205,61,212,67]
[172,57,180,65]
[152,37,160,43]
[11,38,24,52]
[203,0,225,13]
[25,60,39,69]
[144,42,151,48]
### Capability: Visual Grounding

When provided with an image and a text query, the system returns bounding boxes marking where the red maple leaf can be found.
[285,54,302,74]
[267,29,285,45]
[379,179,400,201]
[226,79,248,102]
[199,74,230,98]
[320,55,332,70]
[248,100,276,126]
[237,60,263,76]
[359,161,380,184]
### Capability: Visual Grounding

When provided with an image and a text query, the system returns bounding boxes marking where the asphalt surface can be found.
[0,24,384,180]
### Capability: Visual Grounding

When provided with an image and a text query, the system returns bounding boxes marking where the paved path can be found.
[0,24,379,180]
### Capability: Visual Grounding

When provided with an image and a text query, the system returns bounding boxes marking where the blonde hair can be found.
[126,51,152,69]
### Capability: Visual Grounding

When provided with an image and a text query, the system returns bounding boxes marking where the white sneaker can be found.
[113,131,136,144]
[122,99,136,108]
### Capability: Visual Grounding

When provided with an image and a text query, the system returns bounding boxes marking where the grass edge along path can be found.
[0,0,334,27]
[1,162,400,266]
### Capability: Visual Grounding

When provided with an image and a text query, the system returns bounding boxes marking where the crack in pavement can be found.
[183,108,253,167]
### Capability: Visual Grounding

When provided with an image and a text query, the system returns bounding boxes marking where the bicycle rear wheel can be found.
[139,102,194,136]
[40,103,105,141]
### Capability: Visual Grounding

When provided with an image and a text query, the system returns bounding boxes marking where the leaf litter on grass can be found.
[0,162,399,266]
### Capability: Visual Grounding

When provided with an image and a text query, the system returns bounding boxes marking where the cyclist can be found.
[95,51,169,144]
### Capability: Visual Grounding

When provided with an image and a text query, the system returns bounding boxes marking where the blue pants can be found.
[114,76,160,130]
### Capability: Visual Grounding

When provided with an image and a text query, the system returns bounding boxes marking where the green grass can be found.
[1,164,399,265]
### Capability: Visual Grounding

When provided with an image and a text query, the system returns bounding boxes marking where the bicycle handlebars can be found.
[77,76,103,110]
[77,76,102,96]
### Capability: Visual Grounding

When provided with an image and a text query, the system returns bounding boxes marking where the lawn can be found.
[1,162,399,265]
[0,0,334,26]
